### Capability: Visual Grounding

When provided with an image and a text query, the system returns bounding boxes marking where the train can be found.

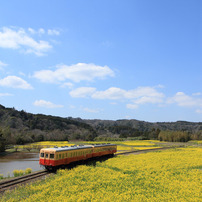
[39,143,117,170]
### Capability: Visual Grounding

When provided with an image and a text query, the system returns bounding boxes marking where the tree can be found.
[158,131,190,142]
[0,132,5,152]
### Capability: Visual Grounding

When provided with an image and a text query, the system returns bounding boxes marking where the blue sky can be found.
[0,0,201,122]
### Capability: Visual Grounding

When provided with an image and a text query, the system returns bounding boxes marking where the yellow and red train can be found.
[39,143,117,170]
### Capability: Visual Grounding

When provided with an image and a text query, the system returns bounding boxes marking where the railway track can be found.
[0,170,50,194]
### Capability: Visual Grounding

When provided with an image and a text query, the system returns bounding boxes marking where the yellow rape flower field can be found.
[30,141,74,147]
[18,140,162,151]
[2,147,201,202]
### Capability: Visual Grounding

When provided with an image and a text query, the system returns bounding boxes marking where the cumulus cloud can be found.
[70,86,164,100]
[33,63,114,83]
[0,76,33,89]
[60,82,74,88]
[70,87,96,98]
[167,92,202,114]
[132,96,164,105]
[0,27,52,56]
[33,100,63,108]
[70,86,165,109]
[92,87,126,100]
[167,92,202,107]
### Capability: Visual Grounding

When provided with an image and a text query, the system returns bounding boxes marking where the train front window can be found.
[45,153,49,158]
[50,154,54,159]
[40,153,44,158]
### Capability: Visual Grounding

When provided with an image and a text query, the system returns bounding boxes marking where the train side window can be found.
[40,153,44,158]
[45,153,49,158]
[62,154,64,159]
[50,154,54,159]
[59,154,61,159]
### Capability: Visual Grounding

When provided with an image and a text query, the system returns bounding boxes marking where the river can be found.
[0,152,43,177]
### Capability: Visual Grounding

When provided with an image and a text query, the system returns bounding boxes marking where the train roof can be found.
[40,143,116,152]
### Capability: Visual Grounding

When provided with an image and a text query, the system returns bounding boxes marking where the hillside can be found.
[0,104,202,151]
[73,118,202,139]
[0,104,96,151]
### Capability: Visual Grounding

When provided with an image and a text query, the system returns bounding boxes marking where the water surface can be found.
[0,152,42,177]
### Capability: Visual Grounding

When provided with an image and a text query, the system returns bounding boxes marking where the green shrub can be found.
[13,168,32,177]
[13,170,20,177]
[25,168,32,174]
[19,170,24,176]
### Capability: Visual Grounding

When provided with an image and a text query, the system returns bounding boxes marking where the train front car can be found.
[39,148,57,170]
[39,145,93,170]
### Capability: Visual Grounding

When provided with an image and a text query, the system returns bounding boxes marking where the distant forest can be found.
[0,104,201,151]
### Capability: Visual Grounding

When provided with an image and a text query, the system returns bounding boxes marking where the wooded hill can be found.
[73,118,202,140]
[0,104,201,151]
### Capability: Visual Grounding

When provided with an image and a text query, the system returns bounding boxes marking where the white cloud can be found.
[70,87,96,98]
[33,63,114,83]
[33,100,63,108]
[60,82,74,88]
[0,93,13,97]
[84,86,163,100]
[125,86,164,99]
[92,87,126,100]
[167,92,202,114]
[28,28,60,36]
[133,96,164,105]
[167,92,202,107]
[0,76,33,89]
[70,86,165,109]
[28,28,36,34]
[0,27,52,56]
[48,29,60,35]
[0,60,7,70]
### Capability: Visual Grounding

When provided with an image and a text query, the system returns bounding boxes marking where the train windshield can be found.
[40,153,44,158]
